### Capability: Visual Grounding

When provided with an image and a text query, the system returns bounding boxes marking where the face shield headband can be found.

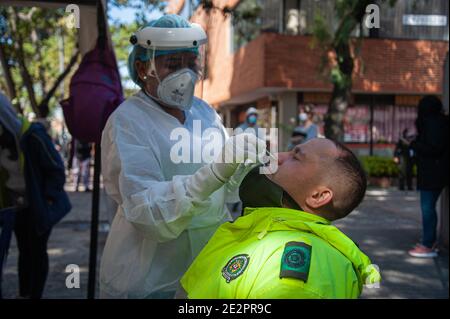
[130,23,207,50]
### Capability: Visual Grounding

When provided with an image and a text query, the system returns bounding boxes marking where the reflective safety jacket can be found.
[181,207,381,299]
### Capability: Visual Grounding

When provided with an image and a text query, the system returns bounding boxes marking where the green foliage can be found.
[331,66,353,90]
[0,1,166,117]
[230,0,263,50]
[311,0,392,141]
[360,156,400,178]
[310,12,332,49]
[110,21,139,88]
[0,6,78,117]
[111,22,138,62]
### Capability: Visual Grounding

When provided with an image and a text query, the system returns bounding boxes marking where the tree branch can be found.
[38,49,79,116]
[0,43,19,109]
[10,7,40,116]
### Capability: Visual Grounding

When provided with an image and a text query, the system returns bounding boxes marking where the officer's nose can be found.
[276,152,289,166]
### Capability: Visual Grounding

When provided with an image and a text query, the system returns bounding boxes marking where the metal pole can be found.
[369,95,374,156]
[87,142,101,299]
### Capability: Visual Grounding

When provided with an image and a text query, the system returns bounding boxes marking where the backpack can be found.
[61,41,124,143]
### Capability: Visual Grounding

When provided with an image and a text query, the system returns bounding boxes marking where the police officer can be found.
[179,138,381,298]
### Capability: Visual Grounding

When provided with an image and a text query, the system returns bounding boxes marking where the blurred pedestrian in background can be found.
[18,117,72,299]
[296,105,319,142]
[236,107,264,140]
[237,107,258,130]
[73,140,92,192]
[394,128,415,191]
[408,96,449,258]
[288,105,319,150]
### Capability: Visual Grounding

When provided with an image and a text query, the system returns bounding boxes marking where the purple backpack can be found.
[61,42,124,143]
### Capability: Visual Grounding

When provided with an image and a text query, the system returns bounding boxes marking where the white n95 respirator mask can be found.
[156,68,198,111]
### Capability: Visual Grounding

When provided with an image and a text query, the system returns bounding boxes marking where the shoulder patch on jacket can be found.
[222,254,250,283]
[280,242,312,282]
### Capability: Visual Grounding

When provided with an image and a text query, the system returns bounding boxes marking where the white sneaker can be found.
[408,244,438,258]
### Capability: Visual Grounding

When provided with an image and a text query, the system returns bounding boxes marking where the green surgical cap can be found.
[127,14,200,86]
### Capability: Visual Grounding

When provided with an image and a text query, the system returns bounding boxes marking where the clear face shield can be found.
[130,23,207,110]
[148,45,206,82]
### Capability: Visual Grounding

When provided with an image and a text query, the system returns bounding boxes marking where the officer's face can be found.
[269,138,339,208]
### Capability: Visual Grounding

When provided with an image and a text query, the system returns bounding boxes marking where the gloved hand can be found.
[185,133,267,201]
[210,133,267,183]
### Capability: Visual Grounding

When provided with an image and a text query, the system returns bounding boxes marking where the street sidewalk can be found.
[335,188,448,299]
[2,187,448,299]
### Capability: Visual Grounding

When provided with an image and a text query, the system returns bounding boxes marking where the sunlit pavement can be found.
[2,187,448,299]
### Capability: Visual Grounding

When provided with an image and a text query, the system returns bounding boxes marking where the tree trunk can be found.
[324,39,354,142]
[0,42,21,113]
[323,0,372,142]
[325,83,352,142]
[15,36,40,116]
[38,50,79,118]
[10,8,40,117]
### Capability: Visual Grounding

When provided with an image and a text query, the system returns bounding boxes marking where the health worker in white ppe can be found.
[99,14,266,299]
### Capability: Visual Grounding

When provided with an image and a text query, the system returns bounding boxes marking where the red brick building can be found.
[169,0,449,152]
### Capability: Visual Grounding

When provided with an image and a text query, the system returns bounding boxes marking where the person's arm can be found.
[102,115,266,243]
[25,126,71,223]
[28,127,66,191]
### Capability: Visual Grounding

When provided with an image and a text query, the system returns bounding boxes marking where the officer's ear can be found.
[305,187,333,209]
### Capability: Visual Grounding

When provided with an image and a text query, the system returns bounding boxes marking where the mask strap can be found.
[142,47,166,105]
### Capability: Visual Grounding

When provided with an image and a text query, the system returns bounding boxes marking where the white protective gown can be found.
[99,90,237,298]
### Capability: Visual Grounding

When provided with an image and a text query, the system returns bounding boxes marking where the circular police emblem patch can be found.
[284,249,305,268]
[222,254,250,283]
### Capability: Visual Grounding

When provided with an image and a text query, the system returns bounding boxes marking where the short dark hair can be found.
[328,140,367,220]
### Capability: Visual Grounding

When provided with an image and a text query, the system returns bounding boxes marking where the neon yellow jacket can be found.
[181,207,380,299]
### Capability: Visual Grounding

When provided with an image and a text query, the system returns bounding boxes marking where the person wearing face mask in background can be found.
[294,105,319,143]
[99,14,266,299]
[236,107,264,140]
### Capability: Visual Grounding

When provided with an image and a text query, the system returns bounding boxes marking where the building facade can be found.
[169,0,449,153]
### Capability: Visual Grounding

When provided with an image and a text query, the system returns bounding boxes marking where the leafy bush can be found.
[359,156,400,178]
